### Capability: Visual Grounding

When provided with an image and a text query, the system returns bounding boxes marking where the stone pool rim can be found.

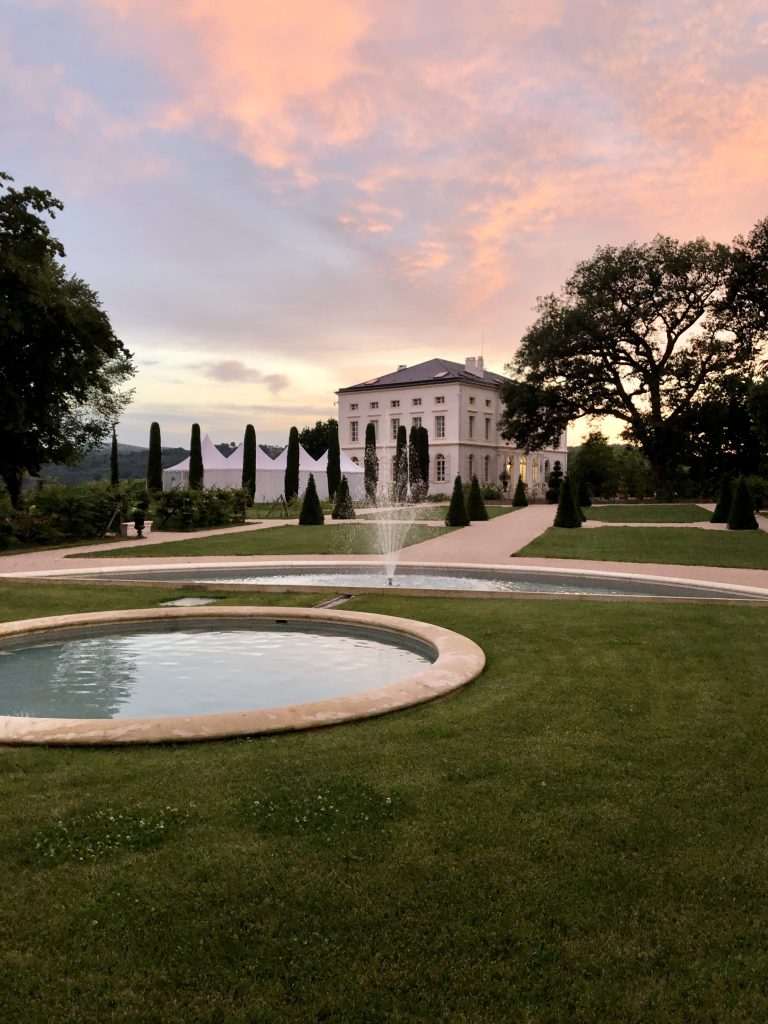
[0,606,485,746]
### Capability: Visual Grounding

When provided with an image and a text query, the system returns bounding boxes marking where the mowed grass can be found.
[2,586,768,1021]
[588,503,711,523]
[517,525,768,568]
[358,503,514,521]
[77,522,450,559]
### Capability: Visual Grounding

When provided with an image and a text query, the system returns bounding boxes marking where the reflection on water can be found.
[0,623,434,720]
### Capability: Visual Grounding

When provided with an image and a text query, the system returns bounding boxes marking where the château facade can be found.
[336,357,567,497]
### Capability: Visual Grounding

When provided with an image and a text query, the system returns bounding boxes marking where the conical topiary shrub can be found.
[299,473,324,525]
[445,475,470,526]
[512,475,528,508]
[553,475,582,528]
[727,475,758,530]
[711,475,733,523]
[467,474,489,521]
[545,460,563,504]
[331,475,356,520]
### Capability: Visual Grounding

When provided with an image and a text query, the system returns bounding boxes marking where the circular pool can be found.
[0,607,484,745]
[65,563,768,601]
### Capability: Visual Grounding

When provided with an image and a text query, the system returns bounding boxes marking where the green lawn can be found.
[1,586,768,1021]
[588,503,711,523]
[358,504,513,521]
[516,525,768,568]
[77,522,450,559]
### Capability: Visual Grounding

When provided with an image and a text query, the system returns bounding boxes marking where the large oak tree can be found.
[0,172,134,506]
[499,233,767,490]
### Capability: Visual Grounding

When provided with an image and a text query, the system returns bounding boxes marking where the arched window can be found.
[484,455,490,482]
[435,454,446,483]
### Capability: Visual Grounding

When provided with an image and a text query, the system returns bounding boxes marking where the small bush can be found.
[512,476,528,508]
[445,475,469,526]
[299,474,324,525]
[710,475,733,523]
[481,483,503,501]
[745,475,768,512]
[553,475,582,528]
[331,476,356,520]
[727,476,759,530]
[467,475,489,521]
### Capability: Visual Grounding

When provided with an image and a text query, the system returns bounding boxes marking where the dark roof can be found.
[338,358,508,393]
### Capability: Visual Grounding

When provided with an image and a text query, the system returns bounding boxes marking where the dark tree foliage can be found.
[574,473,592,508]
[553,475,582,528]
[242,424,256,505]
[512,475,528,508]
[445,475,469,526]
[728,216,768,343]
[417,426,430,498]
[299,473,324,525]
[109,426,119,488]
[326,422,341,502]
[298,418,338,461]
[748,377,768,451]
[284,426,300,502]
[499,234,766,492]
[408,425,422,502]
[727,475,758,530]
[710,475,733,523]
[364,422,378,504]
[146,421,163,492]
[568,431,618,500]
[331,475,356,520]
[467,474,489,521]
[395,424,408,503]
[545,459,564,504]
[189,424,203,489]
[0,172,135,506]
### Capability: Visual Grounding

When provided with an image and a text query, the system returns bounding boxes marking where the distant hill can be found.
[34,445,189,485]
[29,442,281,486]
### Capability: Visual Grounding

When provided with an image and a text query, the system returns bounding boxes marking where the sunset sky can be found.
[4,0,768,447]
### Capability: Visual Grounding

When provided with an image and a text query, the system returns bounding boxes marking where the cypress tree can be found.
[512,475,528,508]
[189,423,204,490]
[109,426,119,488]
[147,421,163,492]
[408,425,423,502]
[417,426,430,499]
[467,474,489,521]
[326,422,341,502]
[395,424,408,503]
[553,474,582,527]
[446,475,470,526]
[299,473,324,525]
[364,422,378,504]
[331,475,356,519]
[727,475,759,530]
[545,460,563,504]
[285,426,300,502]
[242,424,256,505]
[711,474,733,523]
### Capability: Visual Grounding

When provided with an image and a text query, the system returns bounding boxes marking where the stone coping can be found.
[0,606,485,747]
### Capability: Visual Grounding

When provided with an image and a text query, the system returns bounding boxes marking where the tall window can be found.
[532,461,539,484]
[484,455,490,482]
[391,418,400,440]
[350,421,359,443]
[435,454,446,483]
[469,415,475,438]
[520,455,527,483]
[435,415,445,439]
[468,454,474,479]
[412,416,422,429]
[485,418,490,440]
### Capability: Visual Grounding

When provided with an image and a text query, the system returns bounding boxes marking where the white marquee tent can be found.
[271,444,328,501]
[227,443,285,503]
[315,450,366,501]
[162,434,241,490]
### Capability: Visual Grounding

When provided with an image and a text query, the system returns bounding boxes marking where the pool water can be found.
[0,620,435,720]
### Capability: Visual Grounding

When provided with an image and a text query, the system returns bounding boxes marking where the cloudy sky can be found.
[3,0,767,446]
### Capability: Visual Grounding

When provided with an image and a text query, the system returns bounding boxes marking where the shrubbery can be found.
[512,476,528,508]
[445,475,469,527]
[727,476,758,531]
[331,476,355,520]
[299,474,324,525]
[466,475,489,521]
[553,475,582,528]
[152,487,246,531]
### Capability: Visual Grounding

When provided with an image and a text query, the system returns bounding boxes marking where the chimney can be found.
[465,356,484,377]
